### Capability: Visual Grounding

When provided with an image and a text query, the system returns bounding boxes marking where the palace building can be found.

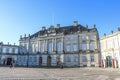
[17,21,100,67]
[0,42,19,65]
[100,30,120,68]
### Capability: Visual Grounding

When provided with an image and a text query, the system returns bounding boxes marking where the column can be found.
[39,41,41,52]
[46,40,48,52]
[78,35,80,67]
[44,40,46,53]
[54,38,57,54]
[87,41,90,52]
[62,37,64,53]
[79,35,82,51]
[95,35,98,49]
[52,39,54,54]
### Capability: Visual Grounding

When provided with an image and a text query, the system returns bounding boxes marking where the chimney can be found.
[111,30,113,34]
[14,43,16,45]
[24,34,26,38]
[104,33,106,36]
[8,42,9,45]
[94,24,96,28]
[73,21,78,26]
[28,34,30,37]
[86,24,88,29]
[42,26,46,31]
[57,24,60,28]
[118,27,120,31]
[20,35,22,39]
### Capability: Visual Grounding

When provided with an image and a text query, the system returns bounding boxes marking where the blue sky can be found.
[0,0,120,45]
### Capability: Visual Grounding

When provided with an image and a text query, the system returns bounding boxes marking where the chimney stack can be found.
[73,21,78,26]
[57,24,60,28]
[42,26,46,31]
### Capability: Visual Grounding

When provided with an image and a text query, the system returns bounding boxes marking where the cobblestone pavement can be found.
[0,67,120,80]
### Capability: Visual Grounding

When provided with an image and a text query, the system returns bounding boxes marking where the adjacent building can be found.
[100,30,120,68]
[18,21,100,67]
[0,42,19,65]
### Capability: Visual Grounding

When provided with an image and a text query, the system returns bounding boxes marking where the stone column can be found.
[78,35,80,67]
[54,38,57,54]
[44,40,46,53]
[39,41,41,52]
[62,37,64,53]
[52,39,54,54]
[95,35,98,49]
[46,40,48,52]
[79,35,82,51]
[87,41,90,52]
[87,54,91,67]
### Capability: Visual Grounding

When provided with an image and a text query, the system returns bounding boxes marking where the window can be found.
[82,56,87,62]
[90,56,94,62]
[90,42,94,51]
[57,42,62,53]
[73,37,78,41]
[82,35,86,40]
[74,56,78,62]
[66,56,71,62]
[12,48,15,53]
[73,44,78,51]
[48,42,53,54]
[6,48,9,53]
[66,37,70,41]
[82,43,86,51]
[40,43,44,53]
[66,44,71,52]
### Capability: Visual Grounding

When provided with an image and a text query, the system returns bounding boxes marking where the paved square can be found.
[0,67,120,80]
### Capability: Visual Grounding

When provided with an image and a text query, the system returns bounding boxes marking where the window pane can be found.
[82,44,86,51]
[66,45,70,52]
[82,56,87,62]
[91,56,94,62]
[90,43,94,50]
[73,44,78,51]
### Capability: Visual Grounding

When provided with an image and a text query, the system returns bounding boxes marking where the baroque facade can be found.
[100,30,120,68]
[18,21,100,67]
[0,42,19,65]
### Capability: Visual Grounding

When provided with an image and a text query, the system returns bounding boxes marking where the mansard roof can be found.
[29,24,97,38]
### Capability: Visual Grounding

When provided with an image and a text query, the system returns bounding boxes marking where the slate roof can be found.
[24,24,97,38]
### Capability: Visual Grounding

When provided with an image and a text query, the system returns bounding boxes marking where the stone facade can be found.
[18,21,100,67]
[100,31,120,68]
[0,42,19,65]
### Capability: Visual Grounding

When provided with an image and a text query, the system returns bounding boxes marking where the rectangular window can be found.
[48,42,53,54]
[73,44,78,51]
[40,43,44,53]
[82,44,86,51]
[90,56,94,62]
[57,42,62,53]
[66,44,71,52]
[12,48,15,53]
[82,56,87,62]
[66,37,71,41]
[90,43,94,51]
[6,48,9,53]
[73,37,78,41]
[66,56,71,62]
[74,56,78,62]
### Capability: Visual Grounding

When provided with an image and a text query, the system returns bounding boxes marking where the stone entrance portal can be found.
[7,58,12,65]
[39,57,42,67]
[47,56,51,66]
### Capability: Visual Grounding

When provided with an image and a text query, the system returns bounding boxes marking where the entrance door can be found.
[106,56,112,67]
[47,56,51,66]
[7,58,12,65]
[39,57,42,67]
